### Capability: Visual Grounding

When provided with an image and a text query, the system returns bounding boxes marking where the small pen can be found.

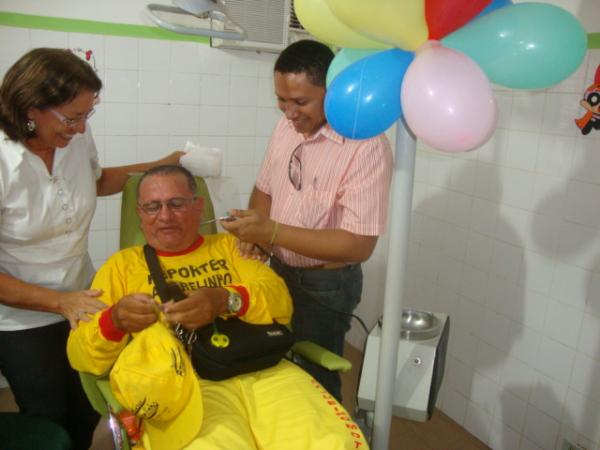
[200,215,236,225]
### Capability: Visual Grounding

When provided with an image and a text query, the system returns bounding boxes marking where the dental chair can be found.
[78,174,352,449]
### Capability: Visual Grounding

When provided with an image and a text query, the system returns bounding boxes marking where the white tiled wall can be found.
[408,49,600,450]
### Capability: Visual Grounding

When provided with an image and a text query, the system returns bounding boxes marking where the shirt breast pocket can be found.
[296,188,336,229]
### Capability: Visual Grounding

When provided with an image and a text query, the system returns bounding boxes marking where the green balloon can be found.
[442,3,587,89]
[326,48,380,87]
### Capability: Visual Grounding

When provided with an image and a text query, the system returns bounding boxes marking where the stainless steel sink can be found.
[400,309,442,341]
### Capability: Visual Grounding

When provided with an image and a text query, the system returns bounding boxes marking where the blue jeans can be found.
[0,321,99,450]
[271,258,363,401]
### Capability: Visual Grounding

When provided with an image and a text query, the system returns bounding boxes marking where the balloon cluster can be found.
[296,0,587,152]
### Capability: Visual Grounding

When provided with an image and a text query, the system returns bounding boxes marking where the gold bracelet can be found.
[269,221,280,246]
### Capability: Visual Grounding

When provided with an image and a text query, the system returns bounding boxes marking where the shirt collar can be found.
[155,234,205,257]
[285,120,345,146]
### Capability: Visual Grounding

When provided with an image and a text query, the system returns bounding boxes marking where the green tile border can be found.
[0,12,598,48]
[0,12,209,44]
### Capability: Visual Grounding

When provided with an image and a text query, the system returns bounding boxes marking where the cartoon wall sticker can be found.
[575,64,600,135]
[68,48,97,72]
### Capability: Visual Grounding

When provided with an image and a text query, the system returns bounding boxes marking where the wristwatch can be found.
[226,290,243,316]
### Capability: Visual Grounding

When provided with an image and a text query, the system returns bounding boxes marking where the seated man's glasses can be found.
[138,197,197,215]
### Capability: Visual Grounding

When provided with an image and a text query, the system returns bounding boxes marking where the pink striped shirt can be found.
[256,117,393,267]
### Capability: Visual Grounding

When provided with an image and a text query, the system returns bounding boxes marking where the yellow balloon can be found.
[325,0,428,51]
[295,0,390,49]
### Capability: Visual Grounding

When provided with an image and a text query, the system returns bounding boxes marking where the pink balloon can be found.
[401,41,497,152]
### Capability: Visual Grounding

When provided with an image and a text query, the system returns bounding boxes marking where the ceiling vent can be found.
[147,0,247,40]
[287,0,310,44]
[288,0,304,32]
[211,0,309,53]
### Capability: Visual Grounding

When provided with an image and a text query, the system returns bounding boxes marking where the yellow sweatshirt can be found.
[67,233,292,375]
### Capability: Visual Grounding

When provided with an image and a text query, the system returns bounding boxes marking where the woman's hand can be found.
[156,151,185,166]
[111,294,158,333]
[58,289,107,329]
[163,288,227,331]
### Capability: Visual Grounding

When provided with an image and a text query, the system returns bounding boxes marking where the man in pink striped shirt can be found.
[223,40,393,401]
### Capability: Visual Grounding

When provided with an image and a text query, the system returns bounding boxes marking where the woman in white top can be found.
[0,48,182,449]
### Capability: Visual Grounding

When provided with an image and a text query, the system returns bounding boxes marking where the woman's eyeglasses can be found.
[49,108,96,128]
[288,144,302,191]
[49,95,100,128]
[138,197,197,215]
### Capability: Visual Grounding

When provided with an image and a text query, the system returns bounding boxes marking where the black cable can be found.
[254,244,370,336]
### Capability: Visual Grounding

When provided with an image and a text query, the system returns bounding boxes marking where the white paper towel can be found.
[179,141,241,229]
[180,141,223,177]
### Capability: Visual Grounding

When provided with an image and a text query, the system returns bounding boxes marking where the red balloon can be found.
[426,0,491,40]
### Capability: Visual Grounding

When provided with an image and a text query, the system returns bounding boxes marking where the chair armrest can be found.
[96,378,124,414]
[292,341,352,373]
[79,372,124,417]
[79,372,109,417]
[80,373,130,449]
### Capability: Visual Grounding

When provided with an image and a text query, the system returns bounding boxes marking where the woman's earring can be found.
[26,120,36,132]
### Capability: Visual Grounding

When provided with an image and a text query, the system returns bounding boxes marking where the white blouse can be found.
[0,126,102,330]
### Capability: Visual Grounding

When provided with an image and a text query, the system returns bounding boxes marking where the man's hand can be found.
[111,294,159,333]
[163,288,228,330]
[58,289,107,329]
[237,240,269,261]
[221,209,277,259]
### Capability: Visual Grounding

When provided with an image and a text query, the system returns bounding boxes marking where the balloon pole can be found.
[371,118,416,450]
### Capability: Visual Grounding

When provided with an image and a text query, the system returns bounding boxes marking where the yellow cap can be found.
[110,322,202,450]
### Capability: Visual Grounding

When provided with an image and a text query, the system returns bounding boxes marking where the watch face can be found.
[228,292,242,314]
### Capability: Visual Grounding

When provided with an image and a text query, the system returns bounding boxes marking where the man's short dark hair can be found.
[137,165,197,198]
[274,40,334,87]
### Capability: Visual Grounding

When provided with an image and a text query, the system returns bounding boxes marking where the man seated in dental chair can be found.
[67,165,368,450]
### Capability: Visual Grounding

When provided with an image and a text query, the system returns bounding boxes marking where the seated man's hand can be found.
[163,288,227,331]
[112,294,159,333]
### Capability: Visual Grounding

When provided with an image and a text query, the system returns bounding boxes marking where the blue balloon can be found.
[475,0,511,20]
[325,48,414,140]
[327,48,381,87]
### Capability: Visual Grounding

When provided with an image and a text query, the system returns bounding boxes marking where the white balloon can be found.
[401,42,497,152]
